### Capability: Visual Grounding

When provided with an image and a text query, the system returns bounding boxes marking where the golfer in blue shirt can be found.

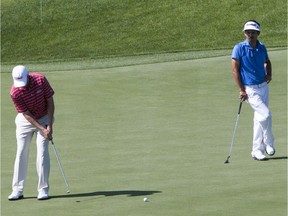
[231,20,275,161]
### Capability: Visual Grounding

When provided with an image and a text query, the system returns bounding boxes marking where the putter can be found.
[51,140,70,193]
[224,101,243,164]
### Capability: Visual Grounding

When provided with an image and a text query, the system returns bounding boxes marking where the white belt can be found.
[246,82,267,88]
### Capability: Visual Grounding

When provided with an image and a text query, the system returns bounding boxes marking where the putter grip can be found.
[238,102,243,115]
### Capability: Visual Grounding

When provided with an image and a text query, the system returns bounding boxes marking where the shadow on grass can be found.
[23,190,162,200]
[52,190,162,199]
[268,156,288,160]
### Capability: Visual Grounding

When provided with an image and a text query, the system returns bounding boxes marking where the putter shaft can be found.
[51,140,70,193]
[224,101,243,164]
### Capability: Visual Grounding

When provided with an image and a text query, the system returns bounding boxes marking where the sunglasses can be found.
[245,30,259,35]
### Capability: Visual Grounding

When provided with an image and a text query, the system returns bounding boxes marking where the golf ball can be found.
[143,197,148,202]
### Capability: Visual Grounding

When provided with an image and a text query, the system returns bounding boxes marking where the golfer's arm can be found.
[231,58,245,92]
[22,97,54,131]
[23,111,46,131]
[46,96,55,128]
[265,59,272,77]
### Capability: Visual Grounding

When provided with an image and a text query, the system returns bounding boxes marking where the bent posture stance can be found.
[9,65,55,200]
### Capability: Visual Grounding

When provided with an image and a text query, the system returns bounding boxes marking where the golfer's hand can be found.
[239,90,248,102]
[42,126,53,140]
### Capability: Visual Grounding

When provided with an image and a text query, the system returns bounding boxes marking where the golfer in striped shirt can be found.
[9,65,55,200]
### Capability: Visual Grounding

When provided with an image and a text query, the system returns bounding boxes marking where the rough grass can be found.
[1,0,287,62]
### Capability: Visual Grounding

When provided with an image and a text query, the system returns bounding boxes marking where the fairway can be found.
[1,50,287,216]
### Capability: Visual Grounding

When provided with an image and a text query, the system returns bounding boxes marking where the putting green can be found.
[1,50,286,216]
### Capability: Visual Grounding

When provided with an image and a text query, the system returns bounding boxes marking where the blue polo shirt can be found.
[232,40,269,85]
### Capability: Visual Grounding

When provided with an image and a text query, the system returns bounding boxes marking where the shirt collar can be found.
[244,39,260,49]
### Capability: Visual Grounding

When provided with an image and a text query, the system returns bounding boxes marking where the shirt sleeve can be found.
[231,44,240,60]
[10,94,28,113]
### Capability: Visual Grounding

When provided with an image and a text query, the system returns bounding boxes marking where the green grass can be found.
[1,49,287,216]
[1,0,287,62]
[1,0,287,215]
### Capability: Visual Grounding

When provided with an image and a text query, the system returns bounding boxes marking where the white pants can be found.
[245,82,274,156]
[12,113,50,193]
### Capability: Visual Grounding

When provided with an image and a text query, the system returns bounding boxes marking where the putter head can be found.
[224,156,230,164]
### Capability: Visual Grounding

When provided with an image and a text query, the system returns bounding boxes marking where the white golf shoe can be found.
[252,151,267,161]
[8,191,24,201]
[265,145,275,156]
[37,190,49,200]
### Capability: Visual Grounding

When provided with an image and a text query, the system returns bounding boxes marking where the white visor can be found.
[243,21,260,32]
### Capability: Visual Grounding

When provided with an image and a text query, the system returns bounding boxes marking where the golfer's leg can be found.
[36,131,50,193]
[254,102,274,147]
[261,85,274,148]
[263,115,274,147]
[12,115,34,192]
[252,116,265,154]
[246,87,267,155]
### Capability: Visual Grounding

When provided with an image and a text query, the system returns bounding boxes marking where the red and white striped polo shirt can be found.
[10,72,54,119]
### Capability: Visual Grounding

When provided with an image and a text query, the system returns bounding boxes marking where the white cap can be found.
[12,65,29,87]
[243,21,260,32]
